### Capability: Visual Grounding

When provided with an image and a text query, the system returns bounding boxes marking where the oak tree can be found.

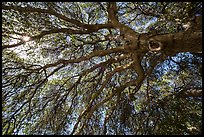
[2,2,202,135]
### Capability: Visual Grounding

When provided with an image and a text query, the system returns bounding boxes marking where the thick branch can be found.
[107,2,139,41]
[177,87,202,98]
[2,27,112,50]
[2,5,113,31]
[35,46,127,70]
[2,28,89,50]
[71,61,134,135]
[148,31,202,55]
[2,5,84,28]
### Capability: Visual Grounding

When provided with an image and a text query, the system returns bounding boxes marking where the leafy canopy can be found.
[2,2,202,135]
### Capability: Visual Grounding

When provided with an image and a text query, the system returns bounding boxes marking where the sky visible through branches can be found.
[2,2,202,135]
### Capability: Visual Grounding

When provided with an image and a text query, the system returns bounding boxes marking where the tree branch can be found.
[2,5,85,28]
[148,31,202,55]
[2,5,113,31]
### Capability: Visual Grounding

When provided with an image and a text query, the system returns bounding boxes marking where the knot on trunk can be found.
[148,40,163,52]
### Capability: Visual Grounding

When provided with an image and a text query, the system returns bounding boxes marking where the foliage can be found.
[2,2,202,135]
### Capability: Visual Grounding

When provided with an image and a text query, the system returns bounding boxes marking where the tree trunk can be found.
[148,31,202,56]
